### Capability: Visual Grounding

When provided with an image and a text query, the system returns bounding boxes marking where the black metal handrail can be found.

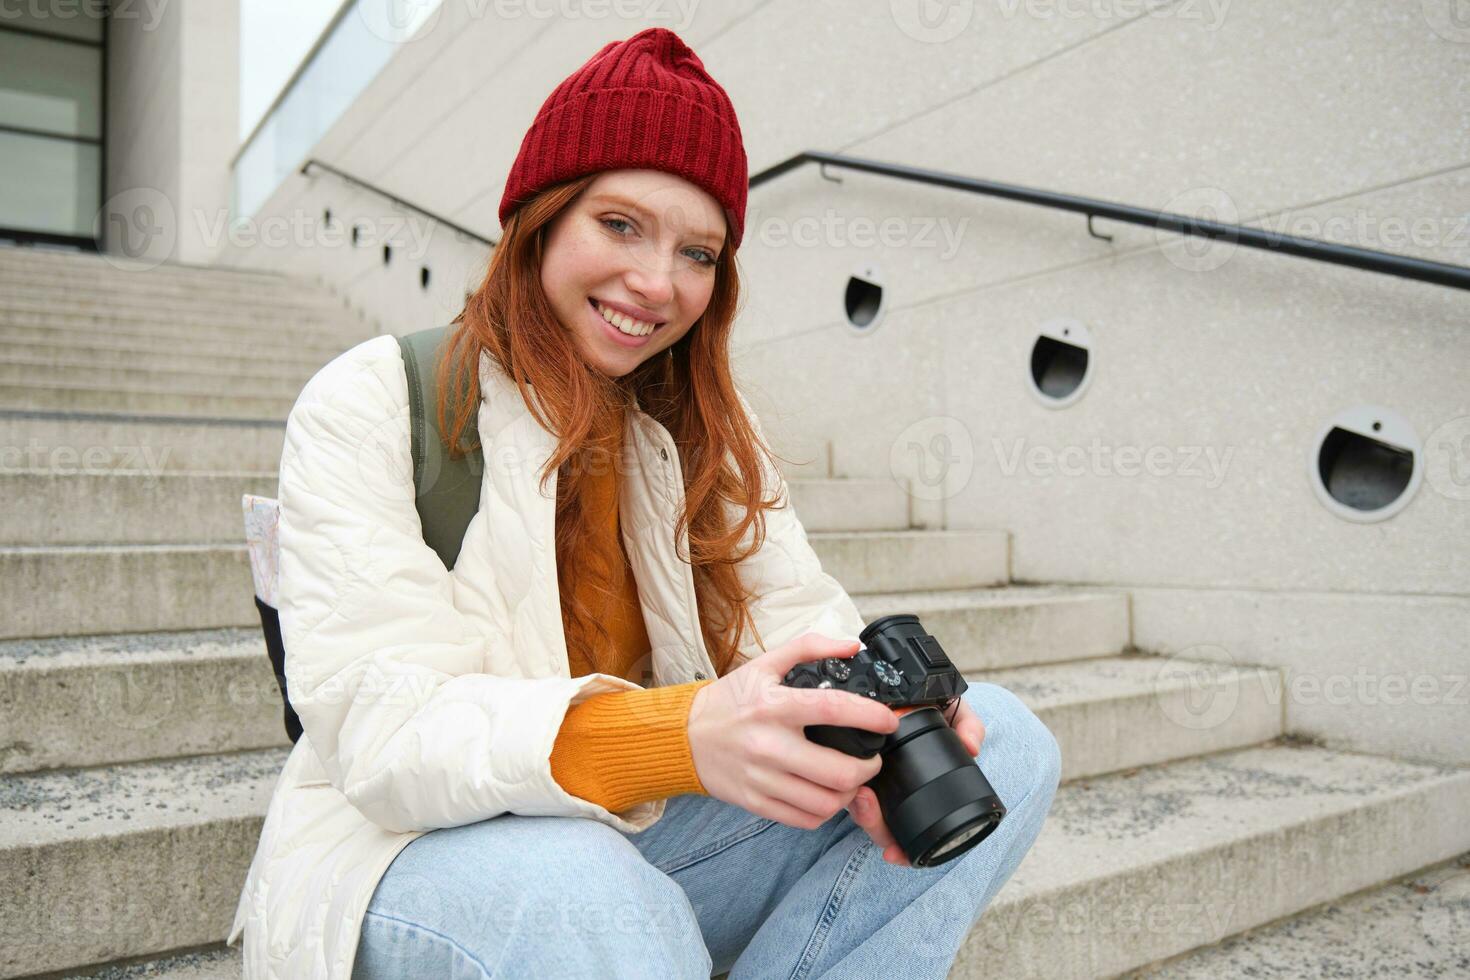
[300,159,497,248]
[750,151,1470,293]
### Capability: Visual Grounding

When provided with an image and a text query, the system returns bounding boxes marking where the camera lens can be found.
[870,707,1007,868]
[926,818,995,861]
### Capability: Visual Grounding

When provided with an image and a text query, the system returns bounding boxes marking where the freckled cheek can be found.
[676,282,715,325]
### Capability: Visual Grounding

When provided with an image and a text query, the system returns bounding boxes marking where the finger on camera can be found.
[784,739,882,793]
[762,631,860,676]
[788,687,898,735]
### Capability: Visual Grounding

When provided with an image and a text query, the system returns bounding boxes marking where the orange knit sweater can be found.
[548,433,716,814]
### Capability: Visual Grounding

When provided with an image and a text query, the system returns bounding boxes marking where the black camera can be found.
[781,614,1007,867]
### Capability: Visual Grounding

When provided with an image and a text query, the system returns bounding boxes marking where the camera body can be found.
[779,614,1006,868]
[782,621,968,758]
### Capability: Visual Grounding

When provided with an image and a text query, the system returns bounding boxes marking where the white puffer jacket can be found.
[225,333,866,979]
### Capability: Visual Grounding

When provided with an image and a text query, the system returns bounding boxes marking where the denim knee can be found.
[504,818,708,958]
[963,682,1062,812]
[359,815,710,975]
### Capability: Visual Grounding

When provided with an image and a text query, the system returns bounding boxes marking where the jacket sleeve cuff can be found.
[549,679,716,813]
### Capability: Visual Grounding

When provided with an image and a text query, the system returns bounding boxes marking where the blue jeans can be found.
[350,682,1061,979]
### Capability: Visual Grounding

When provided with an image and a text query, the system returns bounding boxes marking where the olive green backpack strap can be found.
[396,325,484,571]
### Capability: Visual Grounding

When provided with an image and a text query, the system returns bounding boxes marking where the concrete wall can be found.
[216,0,1470,765]
[105,0,238,265]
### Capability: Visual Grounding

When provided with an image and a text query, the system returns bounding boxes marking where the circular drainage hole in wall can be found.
[1310,405,1422,522]
[844,266,885,331]
[1028,317,1093,407]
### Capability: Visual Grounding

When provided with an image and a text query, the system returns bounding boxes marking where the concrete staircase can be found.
[2,246,1466,978]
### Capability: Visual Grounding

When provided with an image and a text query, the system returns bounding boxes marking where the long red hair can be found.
[435,173,782,679]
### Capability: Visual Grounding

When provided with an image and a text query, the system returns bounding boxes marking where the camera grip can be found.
[803,723,886,759]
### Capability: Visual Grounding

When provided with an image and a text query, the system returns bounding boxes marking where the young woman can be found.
[227,27,1060,980]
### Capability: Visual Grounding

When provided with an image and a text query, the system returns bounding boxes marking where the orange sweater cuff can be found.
[549,679,716,814]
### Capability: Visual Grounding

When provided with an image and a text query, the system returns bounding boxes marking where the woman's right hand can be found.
[687,632,900,830]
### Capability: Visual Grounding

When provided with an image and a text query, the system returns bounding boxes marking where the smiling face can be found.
[539,168,728,378]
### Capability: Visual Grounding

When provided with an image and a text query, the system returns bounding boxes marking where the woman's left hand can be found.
[845,698,985,867]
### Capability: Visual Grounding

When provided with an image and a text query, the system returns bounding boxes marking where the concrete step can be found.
[0,527,1090,645]
[0,414,885,493]
[0,747,286,979]
[0,531,1077,651]
[854,585,1130,670]
[0,525,1011,608]
[785,477,912,532]
[976,653,1283,782]
[0,265,327,298]
[0,321,361,358]
[0,278,349,315]
[951,742,1470,980]
[0,379,296,418]
[0,301,369,336]
[0,279,347,321]
[0,469,277,546]
[0,246,328,295]
[1122,851,1470,978]
[0,336,346,372]
[47,944,242,978]
[0,618,1273,784]
[0,544,256,640]
[812,529,1010,592]
[0,411,286,475]
[0,356,316,399]
[0,469,909,547]
[0,628,283,776]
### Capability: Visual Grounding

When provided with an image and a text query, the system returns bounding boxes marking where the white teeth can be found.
[597,302,656,336]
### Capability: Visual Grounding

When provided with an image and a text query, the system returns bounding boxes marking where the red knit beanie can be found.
[498,27,748,250]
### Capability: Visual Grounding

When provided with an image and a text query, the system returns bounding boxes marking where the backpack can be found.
[244,324,484,744]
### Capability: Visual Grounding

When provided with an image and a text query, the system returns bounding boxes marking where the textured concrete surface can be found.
[0,748,286,977]
[856,585,1131,671]
[27,945,241,979]
[0,248,332,291]
[952,742,1470,979]
[0,361,314,400]
[0,382,298,419]
[0,412,288,475]
[0,470,280,546]
[0,299,356,333]
[785,477,912,533]
[0,627,288,775]
[982,653,1283,781]
[1125,852,1470,979]
[0,544,257,640]
[1131,587,1470,767]
[810,529,1010,593]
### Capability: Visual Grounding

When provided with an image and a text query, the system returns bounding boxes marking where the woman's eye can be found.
[601,217,715,267]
